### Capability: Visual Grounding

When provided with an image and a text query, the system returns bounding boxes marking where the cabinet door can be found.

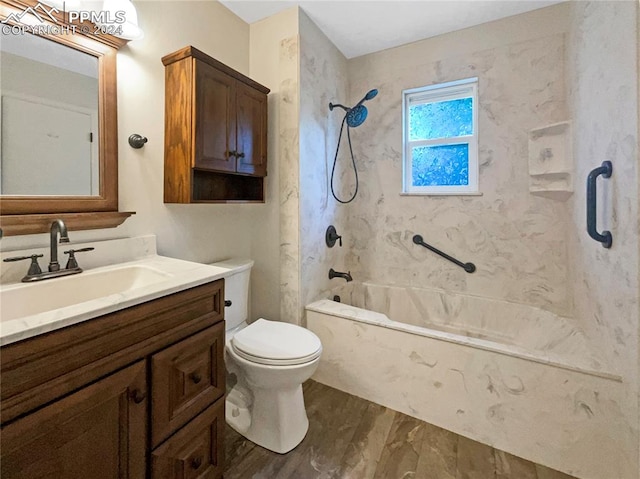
[152,399,224,479]
[151,322,225,447]
[236,81,267,177]
[195,60,237,172]
[1,361,147,479]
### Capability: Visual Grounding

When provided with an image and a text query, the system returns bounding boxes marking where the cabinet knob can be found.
[237,152,245,158]
[224,300,232,307]
[228,150,237,158]
[189,372,202,384]
[190,456,203,469]
[130,389,146,404]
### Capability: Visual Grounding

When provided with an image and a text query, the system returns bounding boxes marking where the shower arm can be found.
[329,102,350,112]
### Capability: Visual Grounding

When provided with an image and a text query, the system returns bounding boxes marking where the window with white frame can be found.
[402,78,478,195]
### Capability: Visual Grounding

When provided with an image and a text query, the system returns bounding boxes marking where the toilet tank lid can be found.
[208,258,254,274]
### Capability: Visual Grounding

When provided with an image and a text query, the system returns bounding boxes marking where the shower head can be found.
[329,88,379,128]
[346,105,368,127]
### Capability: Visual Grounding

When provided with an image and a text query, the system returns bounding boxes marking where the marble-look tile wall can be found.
[278,34,302,325]
[305,3,639,477]
[298,12,350,317]
[565,0,639,470]
[345,12,572,317]
[566,0,639,385]
[276,11,349,325]
[249,8,299,324]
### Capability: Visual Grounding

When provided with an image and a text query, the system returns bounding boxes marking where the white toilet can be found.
[211,259,322,454]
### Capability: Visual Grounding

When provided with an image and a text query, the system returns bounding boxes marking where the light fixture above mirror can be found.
[101,0,143,41]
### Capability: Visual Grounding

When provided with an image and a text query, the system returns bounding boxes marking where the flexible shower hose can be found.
[330,116,359,204]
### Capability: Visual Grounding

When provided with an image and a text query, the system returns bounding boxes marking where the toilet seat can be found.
[231,318,322,366]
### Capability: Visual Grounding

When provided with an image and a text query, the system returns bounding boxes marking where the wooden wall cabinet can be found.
[163,46,270,203]
[1,280,225,479]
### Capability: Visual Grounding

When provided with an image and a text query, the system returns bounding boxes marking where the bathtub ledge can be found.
[305,299,622,382]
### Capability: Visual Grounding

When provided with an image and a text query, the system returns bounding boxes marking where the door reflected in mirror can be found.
[1,30,100,196]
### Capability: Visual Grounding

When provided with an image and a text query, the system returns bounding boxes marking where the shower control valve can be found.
[325,225,342,248]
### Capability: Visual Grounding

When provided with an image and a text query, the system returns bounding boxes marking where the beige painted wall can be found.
[2,2,261,322]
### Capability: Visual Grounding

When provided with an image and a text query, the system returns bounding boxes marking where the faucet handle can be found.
[325,225,343,248]
[63,247,94,270]
[3,254,44,276]
[64,247,95,254]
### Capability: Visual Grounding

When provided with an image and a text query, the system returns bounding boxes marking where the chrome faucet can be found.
[329,268,352,282]
[49,219,70,272]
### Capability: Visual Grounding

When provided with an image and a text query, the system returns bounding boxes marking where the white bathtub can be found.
[305,282,634,479]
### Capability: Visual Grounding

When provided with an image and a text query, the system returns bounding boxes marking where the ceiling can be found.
[220,0,564,59]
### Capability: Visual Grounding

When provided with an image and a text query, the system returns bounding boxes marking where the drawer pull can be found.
[224,300,232,307]
[190,457,203,469]
[130,389,146,404]
[189,372,202,384]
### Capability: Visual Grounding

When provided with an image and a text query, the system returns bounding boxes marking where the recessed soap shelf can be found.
[528,121,573,201]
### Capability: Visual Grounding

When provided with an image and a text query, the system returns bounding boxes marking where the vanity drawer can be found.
[151,398,224,479]
[151,321,225,447]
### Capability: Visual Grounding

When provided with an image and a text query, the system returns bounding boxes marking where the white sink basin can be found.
[0,253,231,346]
[0,265,171,323]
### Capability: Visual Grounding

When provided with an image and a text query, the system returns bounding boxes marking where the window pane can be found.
[409,97,473,141]
[411,144,469,187]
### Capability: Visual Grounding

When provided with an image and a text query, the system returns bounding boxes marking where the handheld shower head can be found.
[352,89,379,109]
[329,88,379,127]
[364,89,378,101]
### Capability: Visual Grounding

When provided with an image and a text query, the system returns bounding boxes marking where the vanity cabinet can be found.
[163,46,270,203]
[1,362,147,479]
[0,280,225,479]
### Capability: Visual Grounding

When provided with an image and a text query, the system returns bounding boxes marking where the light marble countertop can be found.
[0,236,231,346]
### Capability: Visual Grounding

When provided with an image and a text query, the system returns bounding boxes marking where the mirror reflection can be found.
[0,30,99,196]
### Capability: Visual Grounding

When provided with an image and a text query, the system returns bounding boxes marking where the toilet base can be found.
[226,384,310,454]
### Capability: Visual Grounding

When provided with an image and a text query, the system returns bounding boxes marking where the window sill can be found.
[400,192,483,197]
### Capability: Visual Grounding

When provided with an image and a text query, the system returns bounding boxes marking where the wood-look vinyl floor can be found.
[224,380,577,479]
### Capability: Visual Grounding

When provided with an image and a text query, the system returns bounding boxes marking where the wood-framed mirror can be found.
[0,0,134,235]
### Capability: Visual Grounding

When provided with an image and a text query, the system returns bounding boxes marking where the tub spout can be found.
[329,268,352,282]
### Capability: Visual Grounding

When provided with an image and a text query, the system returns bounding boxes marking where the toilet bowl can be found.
[211,259,322,454]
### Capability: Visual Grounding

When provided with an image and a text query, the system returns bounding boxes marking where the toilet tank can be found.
[209,258,254,330]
